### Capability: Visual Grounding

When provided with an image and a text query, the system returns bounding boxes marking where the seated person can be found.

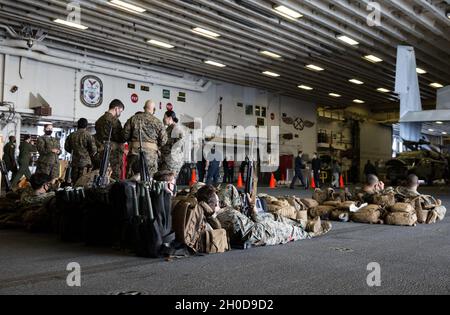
[20,173,56,207]
[358,174,391,204]
[396,174,421,199]
[196,185,331,248]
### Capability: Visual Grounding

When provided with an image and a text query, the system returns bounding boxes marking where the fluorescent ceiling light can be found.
[262,71,280,77]
[192,27,220,39]
[443,132,448,135]
[273,5,303,19]
[428,129,435,132]
[377,88,390,93]
[349,79,364,85]
[353,99,365,104]
[436,121,444,125]
[53,19,88,30]
[337,35,359,46]
[446,10,450,20]
[363,55,383,63]
[329,93,341,98]
[306,64,324,71]
[108,0,146,13]
[298,85,313,91]
[416,68,427,74]
[260,50,282,59]
[430,83,444,89]
[204,60,226,68]
[147,39,174,49]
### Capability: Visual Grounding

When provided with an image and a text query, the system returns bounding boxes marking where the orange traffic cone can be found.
[339,175,345,189]
[189,168,197,187]
[237,173,244,189]
[269,173,277,189]
[310,175,316,189]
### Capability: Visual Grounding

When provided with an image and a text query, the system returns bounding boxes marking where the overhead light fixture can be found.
[446,10,450,20]
[353,99,365,104]
[337,35,359,46]
[349,79,364,85]
[298,85,313,91]
[107,0,146,13]
[377,88,390,93]
[430,83,444,89]
[442,132,448,135]
[262,71,280,77]
[416,68,427,75]
[305,64,324,72]
[192,27,220,39]
[204,60,226,68]
[363,55,383,63]
[329,93,341,98]
[53,19,88,30]
[273,5,303,20]
[260,50,282,59]
[428,129,435,132]
[436,121,444,125]
[147,39,174,49]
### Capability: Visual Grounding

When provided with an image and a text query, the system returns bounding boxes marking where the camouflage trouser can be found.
[126,149,158,179]
[249,213,310,246]
[36,160,60,180]
[96,144,124,181]
[71,166,91,185]
[11,163,32,187]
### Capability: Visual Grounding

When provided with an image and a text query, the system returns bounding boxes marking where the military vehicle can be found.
[386,140,449,185]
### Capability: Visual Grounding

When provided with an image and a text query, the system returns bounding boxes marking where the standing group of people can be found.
[290,151,324,190]
[1,99,186,189]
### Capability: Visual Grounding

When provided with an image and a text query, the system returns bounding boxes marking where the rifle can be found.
[0,160,12,192]
[93,123,113,188]
[242,140,256,217]
[138,123,154,221]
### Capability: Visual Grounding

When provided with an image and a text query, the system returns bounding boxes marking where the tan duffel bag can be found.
[199,228,230,254]
[390,203,415,214]
[323,201,341,207]
[309,205,335,220]
[330,209,350,222]
[301,198,319,209]
[351,205,382,224]
[385,212,417,227]
[373,193,396,208]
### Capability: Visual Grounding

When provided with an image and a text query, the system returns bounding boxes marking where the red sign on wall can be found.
[131,93,139,103]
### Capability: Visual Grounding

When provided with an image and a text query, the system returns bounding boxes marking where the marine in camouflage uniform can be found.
[65,118,97,184]
[159,123,185,178]
[123,101,167,179]
[36,125,61,180]
[95,100,126,181]
[11,136,36,187]
[159,111,185,178]
[2,136,17,175]
[215,184,310,246]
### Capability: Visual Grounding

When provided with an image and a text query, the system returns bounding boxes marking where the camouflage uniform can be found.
[95,112,125,181]
[20,188,56,207]
[123,112,167,178]
[2,140,17,173]
[36,135,61,179]
[217,208,310,247]
[11,142,36,187]
[159,124,185,177]
[65,129,97,183]
[74,169,115,189]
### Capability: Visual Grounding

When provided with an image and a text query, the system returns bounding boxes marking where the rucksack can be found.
[199,229,230,254]
[172,198,206,252]
[351,205,383,224]
[385,212,417,227]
